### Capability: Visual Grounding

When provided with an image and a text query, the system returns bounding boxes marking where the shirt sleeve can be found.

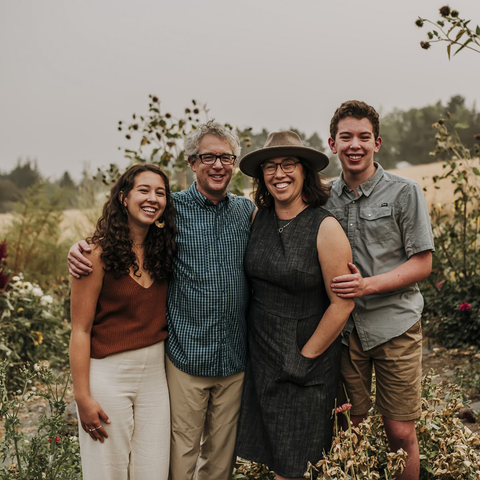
[399,182,435,258]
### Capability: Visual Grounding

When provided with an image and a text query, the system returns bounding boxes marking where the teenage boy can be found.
[327,100,434,480]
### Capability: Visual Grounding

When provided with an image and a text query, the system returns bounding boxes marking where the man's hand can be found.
[68,240,93,278]
[331,263,369,298]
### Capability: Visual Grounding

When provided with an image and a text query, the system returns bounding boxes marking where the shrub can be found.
[235,373,480,479]
[0,273,71,390]
[4,182,75,286]
[0,361,81,480]
[420,117,480,347]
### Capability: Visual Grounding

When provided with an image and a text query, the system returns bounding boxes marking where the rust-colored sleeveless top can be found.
[91,271,168,359]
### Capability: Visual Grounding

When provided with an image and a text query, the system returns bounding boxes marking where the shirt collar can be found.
[188,181,231,207]
[332,162,385,198]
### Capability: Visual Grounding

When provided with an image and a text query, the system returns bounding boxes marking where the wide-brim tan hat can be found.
[240,130,329,177]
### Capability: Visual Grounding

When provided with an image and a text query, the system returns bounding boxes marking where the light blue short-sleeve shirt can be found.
[326,163,435,351]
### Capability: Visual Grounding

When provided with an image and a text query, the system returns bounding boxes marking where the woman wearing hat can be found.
[236,131,354,479]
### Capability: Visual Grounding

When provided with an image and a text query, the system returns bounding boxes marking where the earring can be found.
[155,218,165,229]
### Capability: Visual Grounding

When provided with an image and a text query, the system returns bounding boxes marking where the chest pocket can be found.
[359,206,393,244]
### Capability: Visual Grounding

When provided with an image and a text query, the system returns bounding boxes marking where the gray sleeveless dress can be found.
[236,206,342,478]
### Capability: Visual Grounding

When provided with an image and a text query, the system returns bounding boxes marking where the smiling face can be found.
[328,116,382,186]
[122,171,166,228]
[188,134,236,203]
[262,156,305,208]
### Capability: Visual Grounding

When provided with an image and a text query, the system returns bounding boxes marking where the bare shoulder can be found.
[317,216,352,262]
[86,244,103,263]
[71,244,104,287]
[317,215,345,238]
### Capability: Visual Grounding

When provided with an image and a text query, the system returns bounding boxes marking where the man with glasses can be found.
[166,121,254,480]
[67,120,255,480]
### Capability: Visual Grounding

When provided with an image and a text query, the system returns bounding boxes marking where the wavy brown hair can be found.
[329,100,380,139]
[88,164,177,281]
[253,160,330,209]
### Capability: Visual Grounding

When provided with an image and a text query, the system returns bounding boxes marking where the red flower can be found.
[48,438,52,443]
[55,437,61,442]
[459,302,472,311]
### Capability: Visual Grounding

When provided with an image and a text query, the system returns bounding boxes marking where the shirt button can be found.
[368,214,371,217]
[350,224,353,227]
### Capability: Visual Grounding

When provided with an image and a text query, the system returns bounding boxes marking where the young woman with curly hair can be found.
[69,164,177,480]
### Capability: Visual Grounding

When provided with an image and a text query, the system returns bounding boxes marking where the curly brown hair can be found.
[253,161,330,209]
[329,100,380,140]
[88,164,177,281]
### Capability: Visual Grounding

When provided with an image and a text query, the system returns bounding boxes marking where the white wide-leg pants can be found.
[78,341,170,480]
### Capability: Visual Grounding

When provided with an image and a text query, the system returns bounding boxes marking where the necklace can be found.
[275,206,307,234]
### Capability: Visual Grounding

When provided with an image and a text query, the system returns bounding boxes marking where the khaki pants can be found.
[166,356,244,480]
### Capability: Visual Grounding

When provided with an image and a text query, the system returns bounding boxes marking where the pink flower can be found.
[436,280,445,291]
[336,403,352,414]
[459,302,472,311]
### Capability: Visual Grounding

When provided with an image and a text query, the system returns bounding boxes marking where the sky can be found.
[1,0,480,181]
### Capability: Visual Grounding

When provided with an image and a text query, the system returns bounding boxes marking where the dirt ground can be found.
[422,339,480,436]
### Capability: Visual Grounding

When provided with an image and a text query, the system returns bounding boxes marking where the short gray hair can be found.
[184,119,241,158]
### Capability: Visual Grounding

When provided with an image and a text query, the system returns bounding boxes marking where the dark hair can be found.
[252,160,330,209]
[330,100,380,139]
[88,164,177,281]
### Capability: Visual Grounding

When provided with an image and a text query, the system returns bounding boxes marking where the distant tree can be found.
[58,171,76,189]
[8,158,42,189]
[0,178,20,213]
[378,97,480,168]
[55,171,78,208]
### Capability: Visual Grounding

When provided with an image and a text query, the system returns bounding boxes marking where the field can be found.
[0,208,94,239]
[2,159,479,239]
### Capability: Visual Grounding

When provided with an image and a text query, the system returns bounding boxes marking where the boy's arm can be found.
[331,250,432,298]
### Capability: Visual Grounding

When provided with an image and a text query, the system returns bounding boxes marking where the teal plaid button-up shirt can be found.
[166,182,255,377]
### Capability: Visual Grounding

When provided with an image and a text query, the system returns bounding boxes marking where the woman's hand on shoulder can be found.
[76,395,110,443]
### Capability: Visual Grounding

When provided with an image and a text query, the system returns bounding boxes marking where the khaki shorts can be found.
[340,320,423,421]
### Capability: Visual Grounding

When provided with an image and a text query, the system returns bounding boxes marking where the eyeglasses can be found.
[261,159,299,175]
[193,154,237,165]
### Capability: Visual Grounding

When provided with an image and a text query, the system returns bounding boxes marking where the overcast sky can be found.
[1,0,480,181]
